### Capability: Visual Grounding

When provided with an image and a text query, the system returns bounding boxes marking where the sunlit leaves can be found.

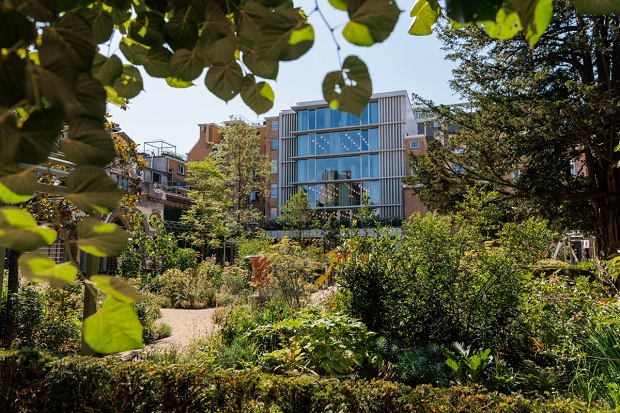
[92,54,123,86]
[113,65,144,99]
[258,6,314,61]
[0,208,57,252]
[343,0,401,46]
[77,217,129,257]
[128,11,166,47]
[0,108,63,165]
[329,0,348,11]
[19,253,78,288]
[205,61,244,102]
[63,119,115,166]
[483,7,522,40]
[119,38,148,65]
[66,166,124,214]
[513,0,553,47]
[322,55,372,116]
[241,75,275,114]
[89,275,143,303]
[164,7,200,50]
[84,296,144,353]
[409,0,441,35]
[0,167,38,204]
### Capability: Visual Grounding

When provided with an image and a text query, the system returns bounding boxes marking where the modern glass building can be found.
[277,90,418,221]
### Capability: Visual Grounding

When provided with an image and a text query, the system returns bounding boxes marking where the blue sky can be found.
[107,1,460,155]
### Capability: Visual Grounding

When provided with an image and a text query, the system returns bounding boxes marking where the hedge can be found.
[0,350,595,413]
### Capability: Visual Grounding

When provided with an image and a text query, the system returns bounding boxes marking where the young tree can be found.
[277,188,315,245]
[211,121,271,238]
[409,1,620,257]
[181,158,230,255]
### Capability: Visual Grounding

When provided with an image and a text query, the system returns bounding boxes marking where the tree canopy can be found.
[408,0,620,257]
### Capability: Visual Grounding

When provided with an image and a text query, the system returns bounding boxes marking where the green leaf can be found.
[243,51,279,80]
[258,6,314,61]
[0,10,36,49]
[113,65,144,99]
[0,207,57,252]
[77,217,129,257]
[205,61,243,102]
[343,0,400,46]
[4,108,64,165]
[128,11,166,47]
[0,167,38,204]
[65,73,107,121]
[575,0,620,14]
[514,0,553,47]
[104,86,128,107]
[322,55,372,117]
[169,48,205,81]
[19,253,78,288]
[92,54,123,87]
[196,33,238,64]
[83,296,144,354]
[483,7,522,40]
[447,0,503,23]
[119,38,148,65]
[409,0,441,36]
[143,46,172,78]
[89,5,114,44]
[329,0,348,11]
[63,119,115,166]
[164,7,200,50]
[90,275,143,303]
[165,77,195,88]
[41,12,96,71]
[0,53,27,109]
[241,75,275,115]
[236,1,269,46]
[66,166,124,214]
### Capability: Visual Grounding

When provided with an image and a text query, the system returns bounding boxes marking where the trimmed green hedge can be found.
[0,351,594,412]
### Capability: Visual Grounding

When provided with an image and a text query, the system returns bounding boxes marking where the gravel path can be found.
[147,307,218,350]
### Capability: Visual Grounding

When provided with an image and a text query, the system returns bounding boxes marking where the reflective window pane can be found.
[297,134,308,156]
[298,110,308,131]
[297,159,308,182]
[370,154,380,178]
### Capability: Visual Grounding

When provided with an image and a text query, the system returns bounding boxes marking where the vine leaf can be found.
[483,7,522,40]
[343,0,401,46]
[19,253,78,288]
[0,10,37,48]
[113,65,144,99]
[119,38,148,65]
[40,12,96,72]
[409,0,441,35]
[89,275,143,303]
[143,46,172,78]
[575,0,620,14]
[258,6,314,61]
[513,0,553,47]
[205,61,244,102]
[128,11,165,47]
[0,167,38,204]
[241,75,275,115]
[0,53,27,108]
[243,51,279,80]
[0,207,57,252]
[77,217,129,257]
[447,0,503,23]
[83,296,144,354]
[169,48,205,82]
[322,55,372,116]
[92,54,123,87]
[66,166,124,214]
[63,119,115,166]
[1,108,64,165]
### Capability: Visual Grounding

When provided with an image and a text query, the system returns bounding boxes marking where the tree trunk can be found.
[592,195,620,258]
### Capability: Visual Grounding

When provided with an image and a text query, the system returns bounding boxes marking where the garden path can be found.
[148,307,218,350]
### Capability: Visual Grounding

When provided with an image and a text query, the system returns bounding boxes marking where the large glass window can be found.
[298,134,308,156]
[370,154,380,177]
[298,110,308,131]
[306,180,378,209]
[297,160,308,182]
[369,101,378,124]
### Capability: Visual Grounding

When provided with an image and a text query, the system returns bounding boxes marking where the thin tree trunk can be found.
[5,249,21,346]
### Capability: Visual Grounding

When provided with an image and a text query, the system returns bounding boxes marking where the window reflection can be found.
[298,129,378,156]
[301,180,380,208]
[297,155,379,183]
[296,102,378,131]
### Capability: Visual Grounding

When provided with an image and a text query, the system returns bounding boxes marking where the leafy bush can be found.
[0,350,598,413]
[167,248,198,272]
[378,340,451,387]
[152,268,216,309]
[249,309,380,377]
[334,213,552,350]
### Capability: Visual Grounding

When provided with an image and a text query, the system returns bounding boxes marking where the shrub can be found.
[167,248,198,271]
[334,213,552,350]
[153,268,215,309]
[0,350,598,413]
[249,309,380,377]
